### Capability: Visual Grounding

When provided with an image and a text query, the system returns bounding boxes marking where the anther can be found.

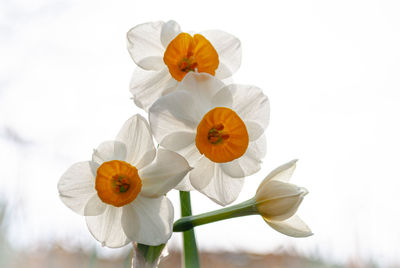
[179,56,197,73]
[112,175,130,193]
[215,123,224,131]
[207,123,229,145]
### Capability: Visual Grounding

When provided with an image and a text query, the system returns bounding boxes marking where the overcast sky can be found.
[1,0,400,266]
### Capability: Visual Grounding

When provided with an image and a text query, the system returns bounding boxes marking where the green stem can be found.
[137,243,165,265]
[174,197,258,232]
[179,191,200,268]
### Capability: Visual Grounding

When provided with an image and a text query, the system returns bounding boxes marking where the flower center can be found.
[195,107,249,163]
[207,123,230,144]
[163,32,219,81]
[95,160,142,207]
[112,175,130,193]
[179,54,198,73]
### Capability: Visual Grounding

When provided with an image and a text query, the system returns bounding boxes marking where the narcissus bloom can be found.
[149,73,269,206]
[58,115,191,247]
[127,20,242,111]
[255,160,312,237]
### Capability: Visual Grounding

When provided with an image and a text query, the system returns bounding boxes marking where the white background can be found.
[1,0,400,266]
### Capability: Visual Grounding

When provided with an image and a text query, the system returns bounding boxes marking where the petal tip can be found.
[300,187,309,196]
[290,159,299,166]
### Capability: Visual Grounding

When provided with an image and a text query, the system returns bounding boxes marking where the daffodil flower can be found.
[127,20,242,111]
[173,160,312,238]
[58,115,192,247]
[149,72,269,206]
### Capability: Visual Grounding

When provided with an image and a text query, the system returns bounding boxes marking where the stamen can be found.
[207,124,229,145]
[112,175,130,193]
[221,134,230,140]
[179,56,198,73]
[215,123,224,131]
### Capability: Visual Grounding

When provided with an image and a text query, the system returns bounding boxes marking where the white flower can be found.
[255,160,312,237]
[149,72,269,206]
[58,115,191,247]
[127,20,242,111]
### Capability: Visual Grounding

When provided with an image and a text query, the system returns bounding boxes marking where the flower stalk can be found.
[174,197,258,232]
[179,191,200,268]
[137,243,166,264]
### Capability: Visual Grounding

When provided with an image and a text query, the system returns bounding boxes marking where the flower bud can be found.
[255,160,312,237]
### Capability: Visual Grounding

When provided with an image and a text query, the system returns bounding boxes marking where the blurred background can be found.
[1,0,400,267]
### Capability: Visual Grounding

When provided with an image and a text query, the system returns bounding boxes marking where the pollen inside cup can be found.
[163,33,219,81]
[95,160,142,207]
[195,107,249,163]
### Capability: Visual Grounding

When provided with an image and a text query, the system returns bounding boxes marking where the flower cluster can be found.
[58,20,311,251]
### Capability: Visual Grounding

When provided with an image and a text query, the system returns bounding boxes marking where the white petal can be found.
[178,143,203,166]
[189,156,215,190]
[259,192,305,221]
[221,76,234,86]
[116,115,156,169]
[266,215,313,237]
[92,141,127,165]
[214,62,234,79]
[201,30,242,79]
[135,150,158,171]
[219,160,244,178]
[177,73,225,115]
[211,85,233,108]
[256,180,304,202]
[220,156,260,179]
[139,149,191,197]
[245,121,265,142]
[136,57,164,70]
[122,195,174,246]
[130,67,177,112]
[151,90,200,128]
[159,132,195,151]
[246,134,267,161]
[191,161,244,206]
[173,144,201,191]
[149,91,200,146]
[236,135,266,175]
[220,135,266,178]
[58,161,96,215]
[174,174,194,191]
[89,161,100,179]
[230,84,270,130]
[160,20,181,48]
[262,159,298,185]
[86,206,130,248]
[127,21,165,71]
[84,193,107,216]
